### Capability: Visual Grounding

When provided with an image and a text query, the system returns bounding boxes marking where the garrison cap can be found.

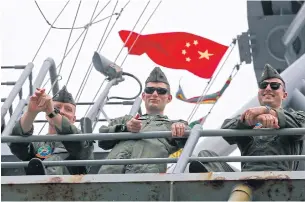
[145,67,170,86]
[259,64,285,85]
[52,85,76,106]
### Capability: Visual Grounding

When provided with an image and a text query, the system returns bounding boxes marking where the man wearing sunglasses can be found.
[98,67,190,174]
[190,64,304,173]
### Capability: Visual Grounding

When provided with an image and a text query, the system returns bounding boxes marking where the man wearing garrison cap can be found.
[8,86,94,175]
[191,64,305,173]
[98,67,190,174]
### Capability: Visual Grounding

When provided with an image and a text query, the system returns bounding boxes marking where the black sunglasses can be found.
[144,87,168,95]
[259,81,282,90]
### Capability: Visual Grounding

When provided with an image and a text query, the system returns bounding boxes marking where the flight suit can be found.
[98,114,189,173]
[8,116,94,175]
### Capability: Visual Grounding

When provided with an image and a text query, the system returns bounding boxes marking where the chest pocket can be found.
[140,118,171,132]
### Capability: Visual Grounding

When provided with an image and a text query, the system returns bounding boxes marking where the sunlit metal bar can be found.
[129,97,142,116]
[2,155,305,168]
[173,124,202,173]
[80,78,123,133]
[282,2,305,46]
[1,158,178,168]
[1,63,33,120]
[1,128,305,143]
[31,58,57,96]
[34,118,110,123]
[76,101,134,105]
[189,155,305,163]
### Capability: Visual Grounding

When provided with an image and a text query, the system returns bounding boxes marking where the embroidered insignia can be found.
[36,145,53,159]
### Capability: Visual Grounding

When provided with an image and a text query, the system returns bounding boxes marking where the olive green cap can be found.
[53,85,76,106]
[259,64,285,85]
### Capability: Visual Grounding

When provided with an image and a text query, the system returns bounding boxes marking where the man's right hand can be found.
[126,115,142,133]
[241,106,270,126]
[256,114,279,129]
[27,88,47,114]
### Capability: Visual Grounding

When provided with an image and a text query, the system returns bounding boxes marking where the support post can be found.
[173,124,203,173]
[80,78,123,133]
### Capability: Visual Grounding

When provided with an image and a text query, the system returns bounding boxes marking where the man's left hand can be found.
[241,106,270,126]
[37,91,54,115]
[171,122,186,137]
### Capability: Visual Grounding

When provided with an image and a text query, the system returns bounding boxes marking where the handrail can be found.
[2,128,304,143]
[80,77,124,133]
[1,58,58,137]
[1,63,34,120]
[282,2,305,47]
[2,155,305,168]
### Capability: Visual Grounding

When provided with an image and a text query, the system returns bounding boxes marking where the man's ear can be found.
[282,91,288,100]
[167,94,172,103]
[72,115,76,123]
[141,92,146,100]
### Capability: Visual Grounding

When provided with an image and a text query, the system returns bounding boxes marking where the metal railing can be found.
[2,127,305,171]
[1,58,59,137]
[282,2,305,64]
[1,63,34,120]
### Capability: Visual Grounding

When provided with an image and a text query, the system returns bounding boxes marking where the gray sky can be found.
[1,0,259,170]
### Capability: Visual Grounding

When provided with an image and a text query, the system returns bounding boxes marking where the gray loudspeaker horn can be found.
[92,52,123,80]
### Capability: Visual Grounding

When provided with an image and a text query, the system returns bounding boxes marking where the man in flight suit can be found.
[98,67,190,173]
[8,86,94,175]
[190,64,305,172]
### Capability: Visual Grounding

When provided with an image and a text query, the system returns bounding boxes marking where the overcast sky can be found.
[1,0,260,170]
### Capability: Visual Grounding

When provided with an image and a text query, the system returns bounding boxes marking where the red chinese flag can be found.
[119,30,228,78]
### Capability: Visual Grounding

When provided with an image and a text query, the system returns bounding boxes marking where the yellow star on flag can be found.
[198,50,213,60]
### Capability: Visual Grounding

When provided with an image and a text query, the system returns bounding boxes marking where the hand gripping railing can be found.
[2,127,305,169]
[1,58,59,137]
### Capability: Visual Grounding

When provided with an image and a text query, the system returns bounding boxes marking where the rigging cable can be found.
[198,63,242,125]
[37,2,94,135]
[41,2,118,89]
[35,1,118,30]
[75,0,120,102]
[108,1,162,101]
[32,1,70,62]
[65,1,100,87]
[187,39,237,123]
[58,1,82,75]
[119,0,162,68]
[113,0,151,64]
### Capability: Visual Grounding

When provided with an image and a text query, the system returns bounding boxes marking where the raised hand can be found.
[27,88,47,114]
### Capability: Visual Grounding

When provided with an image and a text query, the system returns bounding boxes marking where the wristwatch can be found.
[47,108,60,118]
[265,105,271,113]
